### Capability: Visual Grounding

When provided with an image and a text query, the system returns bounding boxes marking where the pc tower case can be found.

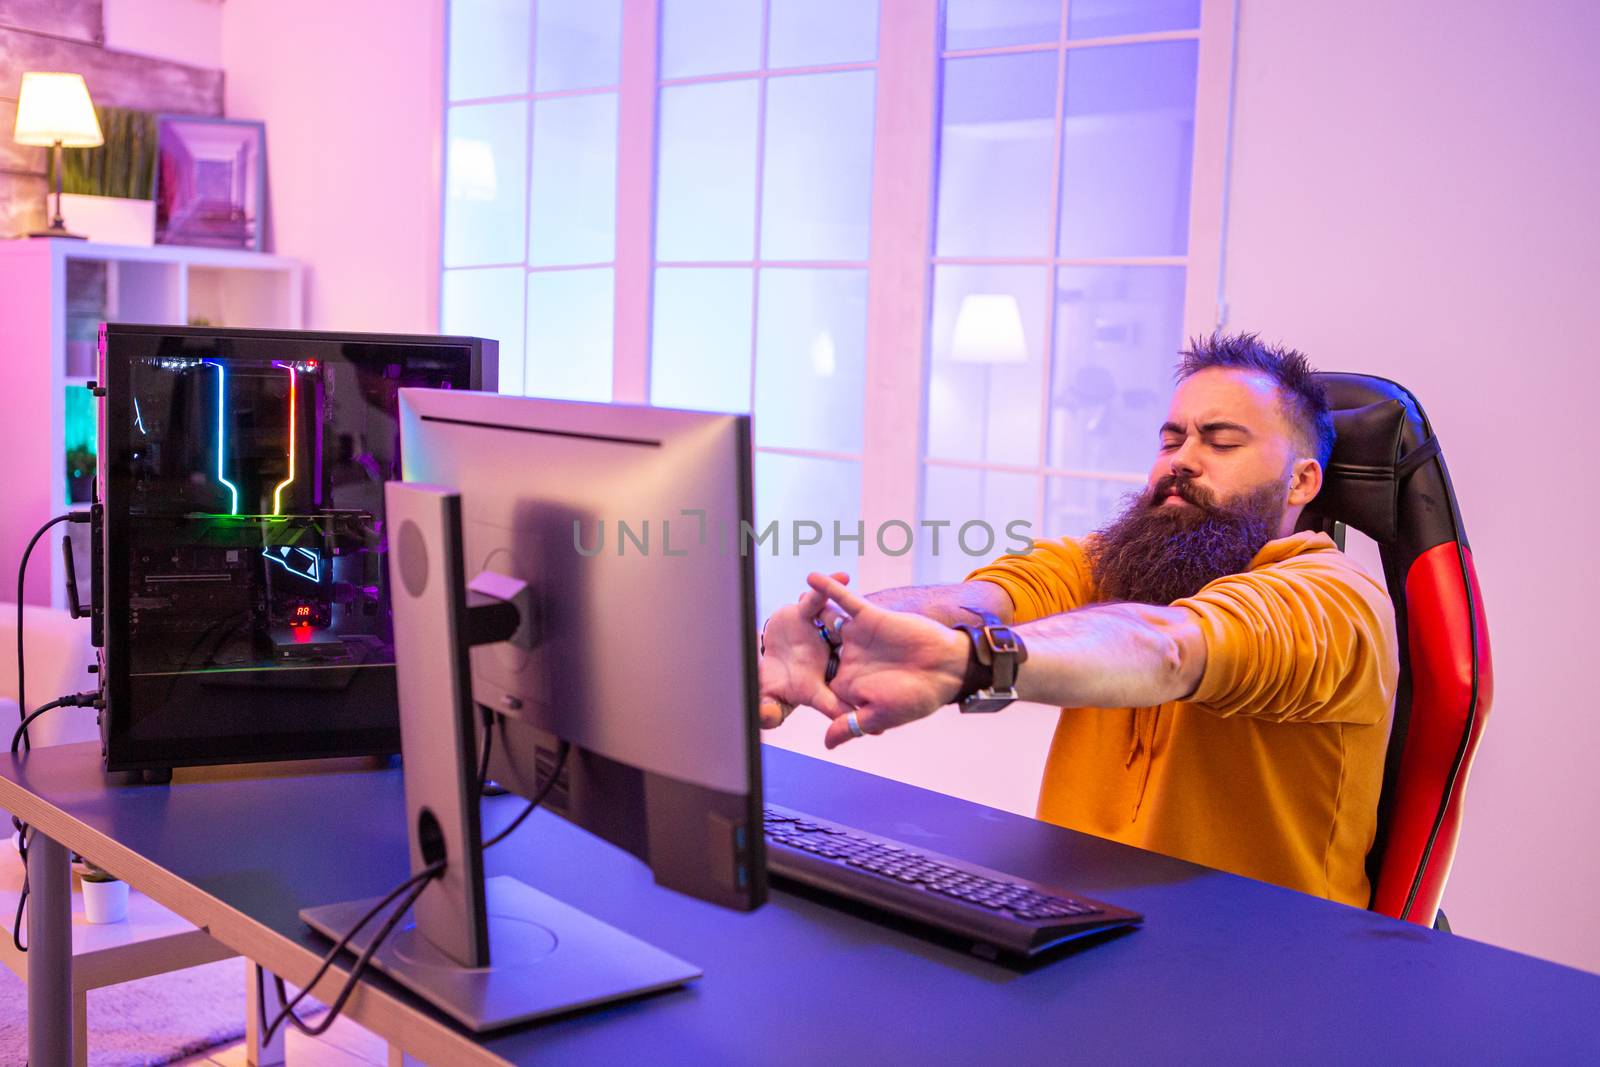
[95,324,494,772]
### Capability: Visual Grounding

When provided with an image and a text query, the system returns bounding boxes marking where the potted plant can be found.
[79,860,129,924]
[50,105,158,245]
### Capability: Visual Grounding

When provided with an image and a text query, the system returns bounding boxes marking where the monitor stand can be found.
[299,482,698,1033]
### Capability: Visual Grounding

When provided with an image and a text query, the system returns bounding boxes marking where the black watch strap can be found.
[952,610,1027,706]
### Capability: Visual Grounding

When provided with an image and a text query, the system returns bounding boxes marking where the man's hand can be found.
[757,572,855,729]
[805,572,971,749]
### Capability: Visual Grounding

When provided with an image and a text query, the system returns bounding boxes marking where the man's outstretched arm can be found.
[864,581,1014,627]
[806,573,1207,748]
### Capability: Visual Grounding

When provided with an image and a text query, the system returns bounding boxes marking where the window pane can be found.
[754,269,867,453]
[753,453,862,623]
[761,71,876,261]
[448,0,530,101]
[1068,0,1201,40]
[526,268,614,402]
[935,52,1058,257]
[915,465,1040,585]
[925,265,1048,467]
[535,0,621,91]
[443,102,528,267]
[768,0,878,68]
[943,0,1060,51]
[1048,265,1185,475]
[1058,41,1198,257]
[656,80,759,261]
[442,268,526,394]
[529,93,618,265]
[1045,475,1139,540]
[660,0,762,79]
[651,268,753,412]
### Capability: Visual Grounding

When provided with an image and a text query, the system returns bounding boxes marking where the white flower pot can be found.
[59,193,155,246]
[82,878,129,924]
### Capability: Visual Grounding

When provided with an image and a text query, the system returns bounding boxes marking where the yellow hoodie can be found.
[968,531,1398,907]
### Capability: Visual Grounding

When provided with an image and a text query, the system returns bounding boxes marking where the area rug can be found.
[0,956,249,1066]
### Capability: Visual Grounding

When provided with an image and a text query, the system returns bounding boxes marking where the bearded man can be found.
[759,333,1399,907]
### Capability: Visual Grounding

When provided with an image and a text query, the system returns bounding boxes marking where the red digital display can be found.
[296,605,312,617]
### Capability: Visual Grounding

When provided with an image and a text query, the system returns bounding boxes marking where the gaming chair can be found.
[1298,373,1493,928]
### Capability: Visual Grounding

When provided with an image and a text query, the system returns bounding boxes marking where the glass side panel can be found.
[935,51,1059,257]
[1058,40,1198,257]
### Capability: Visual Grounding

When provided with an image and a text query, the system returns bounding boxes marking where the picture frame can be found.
[154,114,267,252]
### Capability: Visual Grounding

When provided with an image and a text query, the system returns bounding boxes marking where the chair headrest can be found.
[1298,374,1439,547]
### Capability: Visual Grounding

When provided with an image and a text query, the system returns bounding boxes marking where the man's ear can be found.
[1287,457,1323,507]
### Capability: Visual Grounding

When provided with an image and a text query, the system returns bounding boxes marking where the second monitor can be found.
[303,388,764,1031]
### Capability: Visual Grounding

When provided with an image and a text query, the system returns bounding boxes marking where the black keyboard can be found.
[764,804,1142,961]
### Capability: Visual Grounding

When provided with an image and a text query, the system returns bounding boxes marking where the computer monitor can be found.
[301,387,765,1031]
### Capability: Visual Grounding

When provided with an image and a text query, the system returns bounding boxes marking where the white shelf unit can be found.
[0,238,304,609]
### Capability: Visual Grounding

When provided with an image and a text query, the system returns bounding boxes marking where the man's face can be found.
[1086,367,1323,605]
[1150,367,1309,536]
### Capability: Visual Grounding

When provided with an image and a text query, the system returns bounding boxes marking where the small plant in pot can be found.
[79,860,130,924]
[48,105,158,245]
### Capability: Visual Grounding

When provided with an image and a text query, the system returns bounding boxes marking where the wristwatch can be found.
[952,609,1027,713]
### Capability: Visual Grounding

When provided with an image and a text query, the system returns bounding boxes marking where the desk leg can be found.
[27,830,73,1067]
[246,962,288,1066]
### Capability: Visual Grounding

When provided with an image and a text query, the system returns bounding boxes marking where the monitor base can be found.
[299,874,700,1033]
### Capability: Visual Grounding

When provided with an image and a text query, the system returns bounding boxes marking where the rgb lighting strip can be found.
[271,365,298,515]
[205,361,240,515]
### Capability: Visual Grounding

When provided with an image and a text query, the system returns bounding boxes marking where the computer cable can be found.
[14,512,93,754]
[10,818,28,952]
[260,859,445,1045]
[10,691,100,755]
[482,739,570,851]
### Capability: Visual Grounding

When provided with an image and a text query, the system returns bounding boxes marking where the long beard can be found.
[1087,475,1287,605]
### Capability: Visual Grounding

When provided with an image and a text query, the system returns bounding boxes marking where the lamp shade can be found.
[13,72,104,148]
[950,293,1028,364]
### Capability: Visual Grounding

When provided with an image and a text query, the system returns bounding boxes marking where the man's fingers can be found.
[805,682,853,721]
[796,571,852,617]
[806,572,870,618]
[757,698,792,730]
[823,704,880,750]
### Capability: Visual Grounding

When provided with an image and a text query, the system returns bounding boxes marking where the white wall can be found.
[103,0,223,70]
[220,0,444,334]
[1221,0,1600,972]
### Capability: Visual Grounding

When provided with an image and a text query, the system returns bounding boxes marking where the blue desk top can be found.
[4,742,1596,1064]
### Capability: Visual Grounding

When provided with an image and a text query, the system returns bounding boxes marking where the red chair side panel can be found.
[1371,544,1494,924]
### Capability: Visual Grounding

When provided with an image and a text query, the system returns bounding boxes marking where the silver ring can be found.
[846,710,865,738]
[829,614,850,635]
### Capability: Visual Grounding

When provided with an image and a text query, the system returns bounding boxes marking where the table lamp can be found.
[12,71,105,239]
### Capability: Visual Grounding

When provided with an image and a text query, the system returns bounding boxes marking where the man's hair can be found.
[1176,331,1335,468]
